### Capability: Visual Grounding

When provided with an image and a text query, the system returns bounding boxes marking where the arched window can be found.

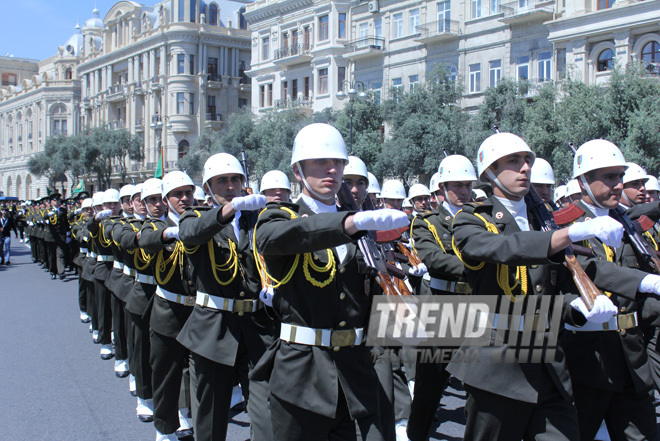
[178,140,190,159]
[641,41,660,63]
[65,68,73,79]
[209,4,218,26]
[597,49,614,72]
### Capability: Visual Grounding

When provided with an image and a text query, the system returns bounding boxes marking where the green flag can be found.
[154,146,164,179]
[46,187,53,196]
[72,179,84,194]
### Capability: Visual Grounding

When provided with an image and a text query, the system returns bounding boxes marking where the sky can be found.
[0,1,114,61]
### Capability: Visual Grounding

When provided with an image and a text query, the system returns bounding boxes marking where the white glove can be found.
[48,211,56,217]
[95,209,113,220]
[354,209,410,231]
[231,194,267,212]
[408,263,428,276]
[570,295,618,324]
[259,286,274,307]
[568,216,623,248]
[639,274,660,295]
[163,226,180,241]
[65,237,71,244]
[75,208,82,215]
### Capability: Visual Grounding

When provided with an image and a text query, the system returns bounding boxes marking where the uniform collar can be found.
[300,193,337,214]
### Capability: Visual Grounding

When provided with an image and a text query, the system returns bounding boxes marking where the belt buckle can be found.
[184,296,196,307]
[234,299,255,313]
[331,329,356,347]
[455,282,471,295]
[616,313,636,330]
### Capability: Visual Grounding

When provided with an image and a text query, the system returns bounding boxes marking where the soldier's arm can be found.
[178,206,234,246]
[87,217,100,234]
[411,217,464,278]
[120,223,140,250]
[138,220,169,253]
[626,201,660,222]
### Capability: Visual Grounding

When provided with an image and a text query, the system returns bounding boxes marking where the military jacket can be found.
[253,199,381,419]
[449,196,585,404]
[177,205,274,366]
[105,216,130,300]
[121,217,155,317]
[87,215,116,282]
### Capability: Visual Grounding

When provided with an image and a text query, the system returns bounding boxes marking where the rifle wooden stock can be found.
[564,252,599,310]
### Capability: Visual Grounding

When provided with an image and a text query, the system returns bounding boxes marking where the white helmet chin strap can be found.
[296,162,330,202]
[485,169,519,199]
[579,175,607,209]
[203,182,222,207]
[621,189,635,206]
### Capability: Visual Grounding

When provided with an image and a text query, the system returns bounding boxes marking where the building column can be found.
[614,31,632,66]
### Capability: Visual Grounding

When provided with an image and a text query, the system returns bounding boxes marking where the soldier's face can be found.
[622,179,647,206]
[132,195,148,217]
[83,207,93,217]
[294,159,345,205]
[207,174,243,205]
[647,190,659,203]
[368,193,381,208]
[121,196,134,215]
[532,183,553,203]
[104,201,121,215]
[51,199,60,208]
[489,153,532,201]
[411,195,430,212]
[144,195,166,218]
[442,181,473,207]
[165,185,195,215]
[263,188,290,203]
[344,174,367,206]
[580,166,625,209]
[383,198,403,210]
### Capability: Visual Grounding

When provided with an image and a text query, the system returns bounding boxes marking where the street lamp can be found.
[150,114,172,176]
[336,80,368,153]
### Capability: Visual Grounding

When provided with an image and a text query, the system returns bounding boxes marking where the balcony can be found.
[134,82,145,95]
[150,76,162,90]
[642,61,660,78]
[51,130,67,136]
[82,97,92,109]
[415,20,460,44]
[500,0,554,25]
[207,74,223,88]
[204,112,223,130]
[273,44,313,67]
[135,118,145,132]
[343,37,386,61]
[274,97,314,116]
[519,78,553,97]
[108,120,125,130]
[106,84,126,102]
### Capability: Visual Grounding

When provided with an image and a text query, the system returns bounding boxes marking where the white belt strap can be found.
[113,261,125,270]
[123,266,136,278]
[195,291,261,314]
[156,286,196,306]
[429,277,471,294]
[136,273,155,285]
[79,247,88,254]
[565,312,638,332]
[280,323,365,348]
[492,313,549,332]
[97,255,114,262]
[89,252,98,259]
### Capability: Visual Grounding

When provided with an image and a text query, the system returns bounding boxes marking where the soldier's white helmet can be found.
[402,198,413,209]
[202,153,245,187]
[290,123,348,166]
[380,180,406,199]
[194,186,206,201]
[141,178,163,199]
[438,155,477,183]
[473,189,487,200]
[260,170,291,193]
[408,184,431,200]
[344,156,368,179]
[92,192,105,207]
[131,184,142,198]
[646,176,660,192]
[103,189,120,204]
[429,172,440,193]
[554,185,567,203]
[367,172,381,194]
[477,133,536,178]
[572,139,627,179]
[566,179,581,196]
[622,163,649,184]
[81,198,93,209]
[162,171,194,197]
[531,158,555,185]
[119,184,135,200]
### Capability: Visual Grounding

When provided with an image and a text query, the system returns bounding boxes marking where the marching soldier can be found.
[428,173,441,210]
[177,153,274,441]
[381,181,406,212]
[367,172,382,209]
[646,176,659,203]
[71,197,94,324]
[260,170,291,203]
[554,185,569,208]
[530,158,555,206]
[408,184,431,217]
[253,123,410,441]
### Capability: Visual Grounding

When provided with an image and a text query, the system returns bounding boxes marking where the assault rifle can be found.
[240,150,253,195]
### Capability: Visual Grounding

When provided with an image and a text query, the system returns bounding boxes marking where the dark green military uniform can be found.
[87,215,116,348]
[178,205,274,441]
[71,213,91,319]
[45,202,69,278]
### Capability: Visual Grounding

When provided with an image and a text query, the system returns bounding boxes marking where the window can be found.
[372,82,382,105]
[292,30,299,48]
[338,13,346,39]
[319,15,329,41]
[304,76,310,98]
[262,37,270,61]
[190,0,196,22]
[208,57,218,75]
[471,0,482,18]
[490,0,501,14]
[292,79,298,99]
[177,92,185,113]
[239,98,248,108]
[282,80,288,99]
[318,68,328,94]
[641,41,660,63]
[282,32,289,51]
[65,68,73,80]
[190,54,195,75]
[597,49,613,72]
[597,0,615,9]
[177,54,185,74]
[517,55,529,80]
[178,140,190,160]
[410,9,419,34]
[338,67,346,91]
[469,63,481,93]
[304,26,311,49]
[260,85,265,107]
[53,120,68,136]
[189,93,195,114]
[538,51,552,82]
[209,3,218,25]
[374,19,382,37]
[489,60,501,87]
[393,13,403,38]
[392,77,402,100]
[207,95,216,115]
[239,8,247,29]
[267,84,273,106]
[359,23,369,39]
[178,0,185,21]
[409,74,419,92]
[438,2,450,32]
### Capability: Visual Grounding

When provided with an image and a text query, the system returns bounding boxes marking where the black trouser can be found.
[30,235,37,260]
[373,356,409,441]
[93,278,113,345]
[407,360,451,441]
[87,278,98,331]
[129,311,153,400]
[151,331,190,434]
[17,226,24,240]
[46,241,65,275]
[572,381,656,441]
[78,273,89,313]
[110,293,128,360]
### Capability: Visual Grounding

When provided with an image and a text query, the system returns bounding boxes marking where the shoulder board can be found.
[418,209,436,219]
[459,201,490,215]
[181,205,211,220]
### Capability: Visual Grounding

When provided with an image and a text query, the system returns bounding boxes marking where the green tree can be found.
[28,136,73,192]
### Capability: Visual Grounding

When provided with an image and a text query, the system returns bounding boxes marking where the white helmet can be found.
[429,172,440,192]
[141,178,163,199]
[260,170,291,193]
[477,133,536,178]
[92,192,105,207]
[473,189,487,200]
[367,172,381,194]
[103,189,120,204]
[202,153,245,187]
[81,198,93,209]
[194,186,206,201]
[290,123,348,166]
[566,179,581,196]
[573,139,627,178]
[119,184,135,200]
[344,156,368,179]
[646,176,660,192]
[162,171,195,197]
[554,185,567,203]
[380,180,406,199]
[408,184,431,200]
[131,184,142,198]
[531,158,555,185]
[402,198,413,209]
[622,162,649,184]
[438,155,477,183]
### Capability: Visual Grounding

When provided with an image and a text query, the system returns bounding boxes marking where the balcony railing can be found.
[643,61,660,76]
[134,82,145,94]
[416,20,460,42]
[519,78,553,96]
[274,43,311,60]
[51,130,67,136]
[108,120,125,130]
[107,84,124,95]
[274,97,313,109]
[205,113,223,121]
[344,36,386,53]
[207,74,222,82]
[501,0,554,22]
